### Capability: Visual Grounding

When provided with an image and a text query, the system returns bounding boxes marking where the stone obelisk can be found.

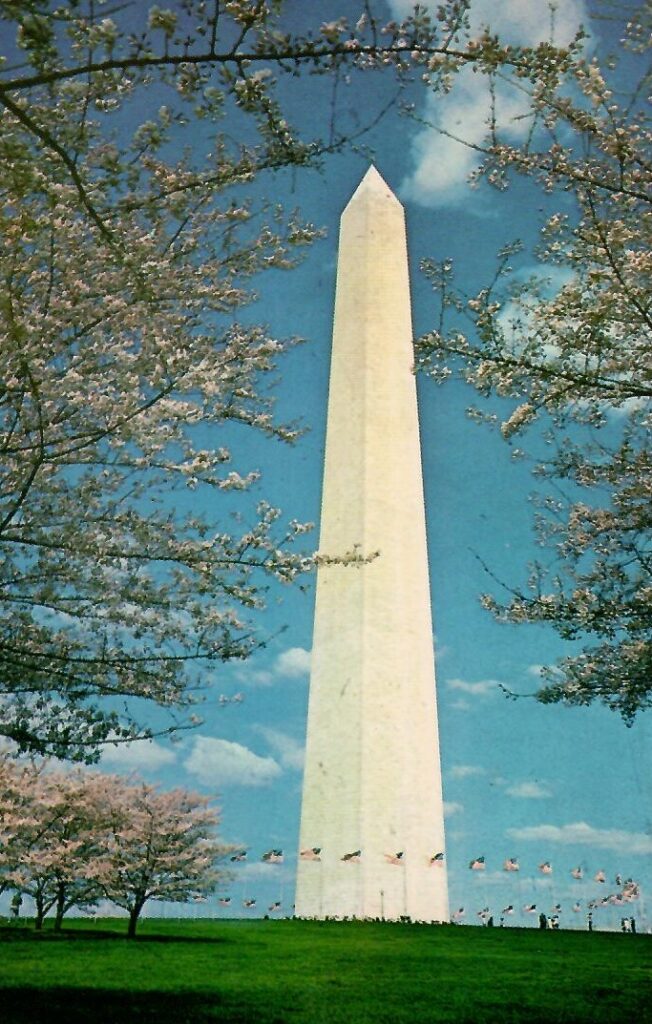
[295,167,448,922]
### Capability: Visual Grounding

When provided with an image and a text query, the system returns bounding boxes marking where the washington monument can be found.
[295,167,448,922]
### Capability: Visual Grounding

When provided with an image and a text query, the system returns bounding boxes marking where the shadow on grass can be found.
[0,987,287,1024]
[0,926,230,945]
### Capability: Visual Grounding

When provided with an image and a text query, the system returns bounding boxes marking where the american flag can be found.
[341,850,361,863]
[570,866,583,880]
[477,907,489,920]
[430,852,445,866]
[539,861,552,875]
[300,847,322,861]
[594,869,606,883]
[262,849,284,864]
[572,902,582,913]
[243,898,257,908]
[268,901,282,912]
[218,897,231,906]
[469,856,485,871]
[502,905,514,915]
[615,873,623,886]
[384,851,404,866]
[452,907,465,920]
[230,851,247,862]
[523,904,537,913]
[623,880,640,900]
[219,692,244,705]
[552,903,562,914]
[503,857,519,872]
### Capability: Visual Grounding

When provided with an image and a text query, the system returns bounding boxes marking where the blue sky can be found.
[104,0,650,929]
[4,0,650,928]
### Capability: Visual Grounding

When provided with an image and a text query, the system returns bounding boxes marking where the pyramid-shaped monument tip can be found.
[345,165,401,208]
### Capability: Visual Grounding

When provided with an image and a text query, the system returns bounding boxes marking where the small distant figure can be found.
[539,912,547,930]
[499,916,504,928]
[551,916,560,930]
[587,912,593,932]
[621,917,630,933]
[630,917,636,934]
[486,916,494,928]
[10,892,22,922]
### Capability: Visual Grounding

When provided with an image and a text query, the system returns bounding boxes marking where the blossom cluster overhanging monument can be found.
[295,167,449,922]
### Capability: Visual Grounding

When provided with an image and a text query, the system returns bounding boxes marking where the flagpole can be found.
[319,856,323,919]
[516,868,523,923]
[479,868,487,923]
[403,861,408,920]
[358,855,363,921]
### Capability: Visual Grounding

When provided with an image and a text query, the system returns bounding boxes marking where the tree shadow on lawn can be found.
[0,987,287,1024]
[0,926,231,945]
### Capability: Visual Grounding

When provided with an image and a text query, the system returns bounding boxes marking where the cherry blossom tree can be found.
[0,764,109,929]
[94,779,231,938]
[0,754,43,898]
[0,755,231,933]
[414,5,651,719]
[0,1,473,760]
[6,0,644,748]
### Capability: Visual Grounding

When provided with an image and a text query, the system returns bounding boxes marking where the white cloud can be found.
[507,822,652,855]
[444,801,464,817]
[184,736,282,787]
[100,739,177,772]
[236,861,292,882]
[495,267,577,364]
[235,666,274,686]
[490,776,509,788]
[388,0,587,47]
[393,0,588,207]
[234,646,311,688]
[449,764,484,779]
[505,781,553,799]
[449,698,472,712]
[403,74,518,206]
[470,869,517,887]
[433,632,450,660]
[274,647,311,678]
[447,678,499,696]
[607,395,649,419]
[253,725,305,771]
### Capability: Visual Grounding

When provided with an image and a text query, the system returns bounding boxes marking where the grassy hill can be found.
[1,918,650,1023]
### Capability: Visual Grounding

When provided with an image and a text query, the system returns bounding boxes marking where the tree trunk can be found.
[53,884,66,932]
[127,900,145,939]
[34,893,45,931]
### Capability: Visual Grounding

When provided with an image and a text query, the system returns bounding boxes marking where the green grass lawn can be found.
[0,918,650,1023]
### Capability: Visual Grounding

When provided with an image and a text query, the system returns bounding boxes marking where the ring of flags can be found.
[220,847,641,921]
